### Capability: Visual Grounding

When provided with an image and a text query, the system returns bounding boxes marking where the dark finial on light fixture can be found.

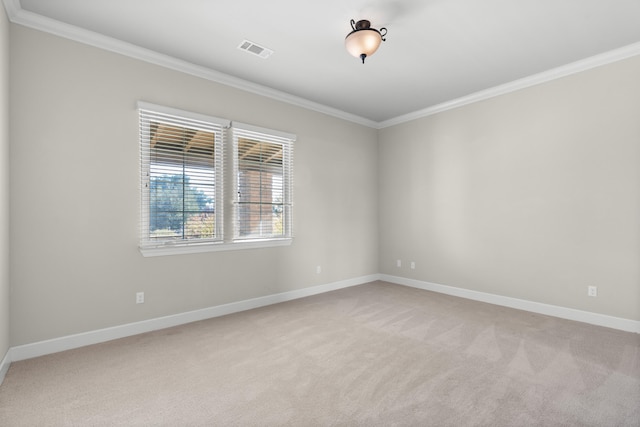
[345,19,387,64]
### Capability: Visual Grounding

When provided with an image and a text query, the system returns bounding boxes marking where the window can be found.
[138,102,294,256]
[232,123,294,241]
[139,102,227,251]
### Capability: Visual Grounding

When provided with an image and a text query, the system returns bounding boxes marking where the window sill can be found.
[139,238,292,257]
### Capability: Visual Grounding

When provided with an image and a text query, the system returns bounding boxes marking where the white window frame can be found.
[138,102,228,256]
[231,122,295,243]
[138,102,294,257]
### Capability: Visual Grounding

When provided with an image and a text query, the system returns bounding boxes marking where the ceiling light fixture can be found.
[345,19,387,64]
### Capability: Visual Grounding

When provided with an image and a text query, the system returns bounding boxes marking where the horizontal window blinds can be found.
[232,123,295,241]
[139,103,228,248]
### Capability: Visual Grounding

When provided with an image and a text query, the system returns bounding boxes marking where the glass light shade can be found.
[345,29,382,59]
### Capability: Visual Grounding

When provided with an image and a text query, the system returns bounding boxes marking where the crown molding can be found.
[4,0,640,130]
[2,0,18,18]
[377,41,640,129]
[2,0,379,129]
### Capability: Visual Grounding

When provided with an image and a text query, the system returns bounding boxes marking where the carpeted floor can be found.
[0,281,639,426]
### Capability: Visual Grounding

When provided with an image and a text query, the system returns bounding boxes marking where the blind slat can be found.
[140,104,225,248]
[232,124,294,241]
[139,103,294,250]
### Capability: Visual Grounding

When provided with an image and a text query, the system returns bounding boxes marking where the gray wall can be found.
[0,6,9,358]
[379,55,640,321]
[7,20,640,349]
[9,25,379,346]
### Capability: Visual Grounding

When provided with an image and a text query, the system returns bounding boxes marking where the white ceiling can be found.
[8,0,640,126]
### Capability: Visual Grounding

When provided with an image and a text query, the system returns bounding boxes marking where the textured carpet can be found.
[1,281,639,426]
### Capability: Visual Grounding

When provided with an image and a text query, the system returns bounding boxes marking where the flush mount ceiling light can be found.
[345,19,387,64]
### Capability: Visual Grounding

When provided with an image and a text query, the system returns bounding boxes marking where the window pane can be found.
[140,105,223,247]
[236,136,288,239]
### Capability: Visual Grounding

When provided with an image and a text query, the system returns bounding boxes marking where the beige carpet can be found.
[0,281,639,426]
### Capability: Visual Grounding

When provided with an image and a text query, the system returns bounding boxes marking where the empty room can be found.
[0,0,639,425]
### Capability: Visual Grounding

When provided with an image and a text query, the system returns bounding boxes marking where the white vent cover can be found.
[238,40,274,59]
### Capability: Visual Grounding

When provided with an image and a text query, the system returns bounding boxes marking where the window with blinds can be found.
[232,123,294,241]
[138,103,295,256]
[139,102,227,249]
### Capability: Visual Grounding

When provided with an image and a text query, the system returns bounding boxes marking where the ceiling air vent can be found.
[238,40,274,59]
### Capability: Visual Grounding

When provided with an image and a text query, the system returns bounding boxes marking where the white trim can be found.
[378,41,640,128]
[9,274,378,361]
[2,0,18,18]
[0,349,10,385]
[5,2,640,129]
[2,2,378,129]
[231,121,296,142]
[380,274,640,334]
[6,273,638,365]
[139,238,292,257]
[137,101,230,128]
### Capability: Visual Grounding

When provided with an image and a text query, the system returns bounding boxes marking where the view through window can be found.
[139,103,294,255]
[148,123,217,241]
[236,138,286,239]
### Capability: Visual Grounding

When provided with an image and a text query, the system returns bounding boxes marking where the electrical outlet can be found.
[136,292,145,304]
[410,261,415,270]
[587,286,597,297]
[316,265,322,274]
[396,259,402,268]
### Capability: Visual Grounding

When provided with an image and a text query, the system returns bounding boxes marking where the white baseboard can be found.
[381,274,640,334]
[0,349,10,384]
[9,274,378,362]
[6,272,638,370]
